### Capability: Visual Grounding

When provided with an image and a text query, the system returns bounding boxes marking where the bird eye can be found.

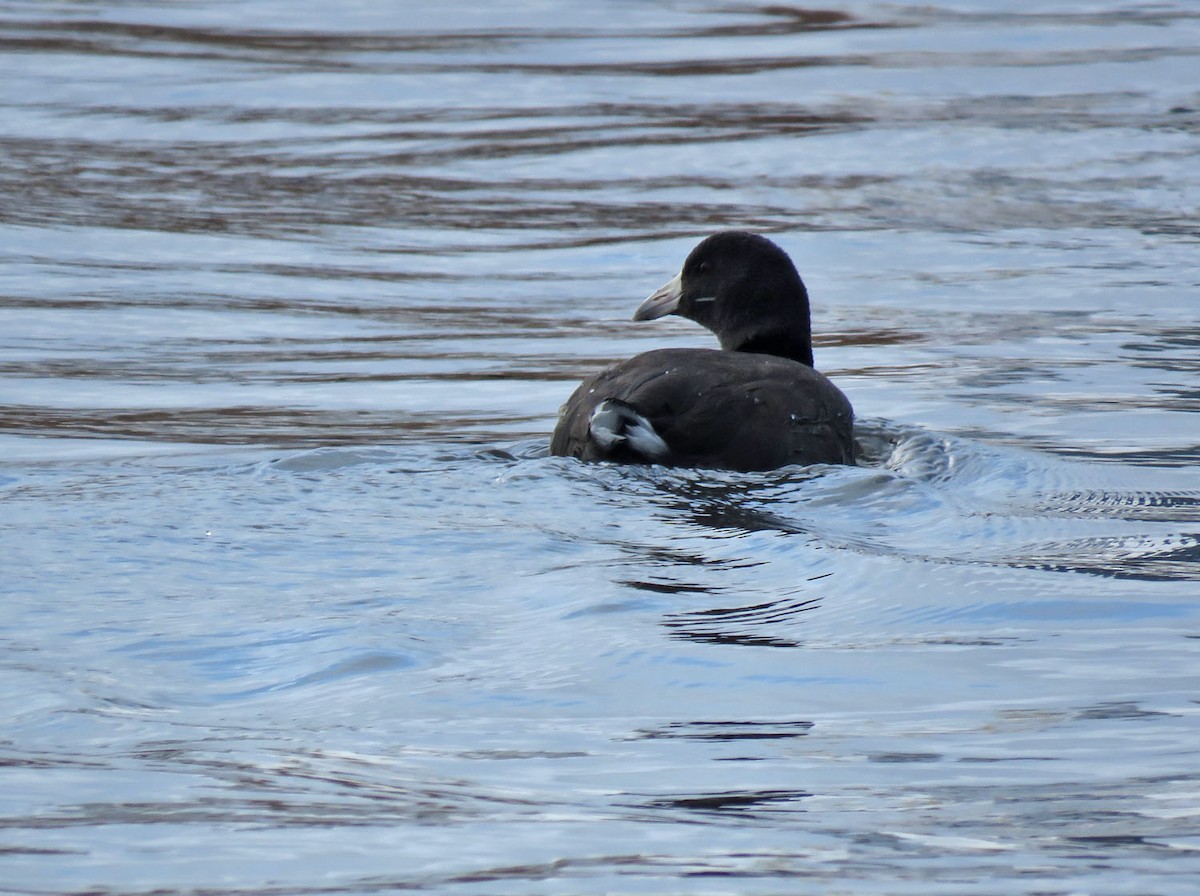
[697,261,711,274]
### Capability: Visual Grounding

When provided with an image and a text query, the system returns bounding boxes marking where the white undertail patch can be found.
[589,401,669,460]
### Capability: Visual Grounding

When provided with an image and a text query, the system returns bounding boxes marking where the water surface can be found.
[2,1,1200,893]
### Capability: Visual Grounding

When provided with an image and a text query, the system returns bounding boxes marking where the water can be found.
[2,1,1200,893]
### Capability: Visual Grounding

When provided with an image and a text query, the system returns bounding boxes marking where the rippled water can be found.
[3,1,1200,893]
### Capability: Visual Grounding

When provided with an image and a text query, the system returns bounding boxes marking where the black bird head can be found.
[633,231,815,367]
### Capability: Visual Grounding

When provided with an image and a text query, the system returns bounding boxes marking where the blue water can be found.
[3,2,1200,893]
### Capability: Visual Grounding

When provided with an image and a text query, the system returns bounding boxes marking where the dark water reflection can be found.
[3,2,1200,894]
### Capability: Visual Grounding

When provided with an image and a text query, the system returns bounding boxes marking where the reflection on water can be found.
[2,1,1200,894]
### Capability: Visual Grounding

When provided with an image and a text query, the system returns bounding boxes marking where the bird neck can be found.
[713,272,815,366]
[726,331,814,367]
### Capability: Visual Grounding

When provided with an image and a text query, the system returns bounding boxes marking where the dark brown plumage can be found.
[550,232,854,472]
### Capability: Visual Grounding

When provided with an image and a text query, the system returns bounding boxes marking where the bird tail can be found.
[589,400,669,462]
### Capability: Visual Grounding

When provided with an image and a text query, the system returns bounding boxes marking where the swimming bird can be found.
[550,231,855,471]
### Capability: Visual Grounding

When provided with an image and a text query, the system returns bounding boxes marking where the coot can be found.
[550,231,855,471]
